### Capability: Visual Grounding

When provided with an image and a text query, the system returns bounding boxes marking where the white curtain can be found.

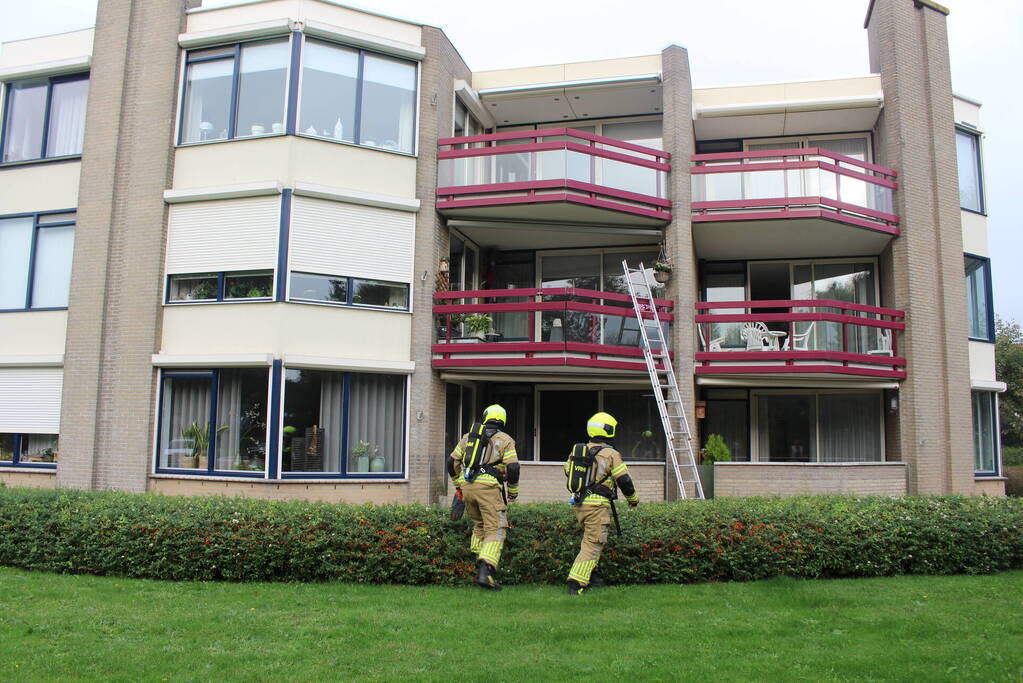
[362,54,416,153]
[320,373,344,472]
[215,371,243,468]
[46,79,89,157]
[0,217,33,309]
[819,394,882,462]
[162,377,211,467]
[347,374,404,473]
[3,83,47,162]
[30,226,74,308]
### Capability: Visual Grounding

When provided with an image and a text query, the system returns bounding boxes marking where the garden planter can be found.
[181,456,198,469]
[697,464,714,498]
[370,456,387,472]
[653,271,671,284]
[354,455,370,472]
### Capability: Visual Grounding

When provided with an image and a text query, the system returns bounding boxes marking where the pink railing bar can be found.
[439,127,671,161]
[691,147,896,180]
[691,159,898,190]
[437,178,674,209]
[690,196,899,224]
[439,140,671,172]
[694,298,903,318]
[437,189,672,222]
[437,286,674,309]
[437,300,675,322]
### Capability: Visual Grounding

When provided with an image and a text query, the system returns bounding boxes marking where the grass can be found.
[0,568,1021,681]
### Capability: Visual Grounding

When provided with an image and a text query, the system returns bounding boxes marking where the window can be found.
[972,391,998,475]
[180,39,289,144]
[0,212,75,311]
[965,255,993,341]
[299,39,417,154]
[289,271,408,310]
[0,433,58,467]
[283,369,406,475]
[754,391,882,463]
[1,73,89,163]
[157,369,269,473]
[956,129,984,213]
[167,270,273,303]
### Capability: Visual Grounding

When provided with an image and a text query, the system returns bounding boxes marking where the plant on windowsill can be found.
[189,281,216,301]
[653,259,674,284]
[698,433,731,499]
[180,421,228,470]
[350,440,376,473]
[464,313,494,341]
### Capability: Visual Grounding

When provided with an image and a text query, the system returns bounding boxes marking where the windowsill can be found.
[0,464,57,472]
[288,298,411,314]
[0,155,82,169]
[150,472,408,484]
[0,307,68,314]
[165,298,274,306]
[968,337,995,344]
[974,474,1007,481]
[717,461,905,466]
[519,460,665,466]
[960,207,987,217]
[174,133,418,158]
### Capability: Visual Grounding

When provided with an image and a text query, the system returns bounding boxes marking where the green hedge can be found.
[0,487,1021,585]
[1003,446,1023,467]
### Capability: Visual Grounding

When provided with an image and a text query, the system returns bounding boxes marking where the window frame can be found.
[972,390,1000,477]
[0,71,90,166]
[0,209,76,313]
[955,126,986,215]
[964,253,995,343]
[0,433,58,469]
[287,270,410,312]
[165,270,275,304]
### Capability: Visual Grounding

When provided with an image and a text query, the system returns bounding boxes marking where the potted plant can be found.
[370,447,387,473]
[351,440,372,472]
[464,313,494,341]
[180,421,227,470]
[653,259,674,284]
[698,433,731,499]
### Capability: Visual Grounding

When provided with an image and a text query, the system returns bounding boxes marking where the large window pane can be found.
[182,58,233,143]
[352,278,408,309]
[540,254,600,344]
[538,390,597,461]
[21,434,58,463]
[214,368,268,472]
[236,40,288,138]
[159,375,212,470]
[604,389,665,462]
[290,272,347,303]
[758,394,816,462]
[0,434,14,462]
[224,271,272,299]
[973,391,997,473]
[2,80,47,162]
[283,369,343,473]
[818,394,881,462]
[0,217,33,309]
[347,373,405,473]
[704,400,749,461]
[31,226,74,308]
[45,78,89,157]
[601,120,662,195]
[956,130,983,212]
[360,53,416,153]
[965,256,992,340]
[169,273,218,301]
[300,40,358,142]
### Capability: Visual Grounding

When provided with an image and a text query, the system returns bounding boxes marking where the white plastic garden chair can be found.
[698,325,725,352]
[741,321,773,350]
[868,328,894,356]
[783,321,815,351]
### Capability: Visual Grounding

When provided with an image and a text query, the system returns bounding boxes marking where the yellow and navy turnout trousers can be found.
[564,442,635,586]
[450,429,519,568]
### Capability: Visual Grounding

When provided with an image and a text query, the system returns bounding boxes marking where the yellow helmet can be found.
[587,411,617,439]
[482,404,507,425]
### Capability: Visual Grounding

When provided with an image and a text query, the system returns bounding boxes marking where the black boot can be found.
[566,579,590,595]
[588,573,605,588]
[477,560,502,591]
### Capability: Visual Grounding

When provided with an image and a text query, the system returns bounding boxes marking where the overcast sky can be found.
[2,0,1020,321]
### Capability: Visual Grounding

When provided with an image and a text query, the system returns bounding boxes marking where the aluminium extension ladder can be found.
[622,260,704,500]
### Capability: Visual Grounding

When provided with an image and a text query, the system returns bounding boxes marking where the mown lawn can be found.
[0,568,1021,681]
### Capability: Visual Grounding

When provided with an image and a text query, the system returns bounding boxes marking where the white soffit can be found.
[694,99,883,139]
[179,19,292,48]
[0,56,91,81]
[454,80,495,129]
[302,20,425,61]
[481,75,662,126]
[282,355,414,374]
[696,377,900,390]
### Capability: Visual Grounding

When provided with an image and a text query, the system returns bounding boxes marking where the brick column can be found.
[57,0,195,491]
[660,45,698,500]
[867,0,974,494]
[407,27,472,503]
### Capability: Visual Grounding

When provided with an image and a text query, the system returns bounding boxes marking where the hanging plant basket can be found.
[653,270,672,284]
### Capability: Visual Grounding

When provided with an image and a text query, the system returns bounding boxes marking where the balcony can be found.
[695,300,906,383]
[690,149,899,259]
[433,287,674,374]
[436,129,671,228]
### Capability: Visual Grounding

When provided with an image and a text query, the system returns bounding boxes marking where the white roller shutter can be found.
[0,368,63,433]
[289,197,414,283]
[165,196,280,274]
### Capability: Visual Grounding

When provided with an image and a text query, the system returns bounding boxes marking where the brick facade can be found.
[715,463,908,498]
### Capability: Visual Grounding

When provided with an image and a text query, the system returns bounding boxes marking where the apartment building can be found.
[0,0,1005,502]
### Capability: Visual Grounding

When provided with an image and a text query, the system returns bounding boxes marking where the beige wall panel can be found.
[172,137,416,197]
[973,478,1005,497]
[969,341,996,382]
[953,96,981,128]
[186,0,421,46]
[0,29,93,69]
[473,55,662,90]
[714,463,907,498]
[0,311,67,356]
[149,476,408,503]
[0,471,57,489]
[0,164,80,215]
[961,210,988,256]
[160,303,411,362]
[693,76,882,109]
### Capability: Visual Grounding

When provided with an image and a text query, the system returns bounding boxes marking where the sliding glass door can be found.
[753,391,882,463]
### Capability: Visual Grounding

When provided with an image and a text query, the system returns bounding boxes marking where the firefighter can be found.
[447,404,520,591]
[564,411,638,595]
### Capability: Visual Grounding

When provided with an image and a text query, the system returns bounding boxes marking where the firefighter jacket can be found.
[450,428,519,489]
[563,441,637,506]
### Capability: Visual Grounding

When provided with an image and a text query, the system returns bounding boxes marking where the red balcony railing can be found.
[433,287,674,372]
[437,128,672,224]
[695,299,906,379]
[691,148,899,235]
